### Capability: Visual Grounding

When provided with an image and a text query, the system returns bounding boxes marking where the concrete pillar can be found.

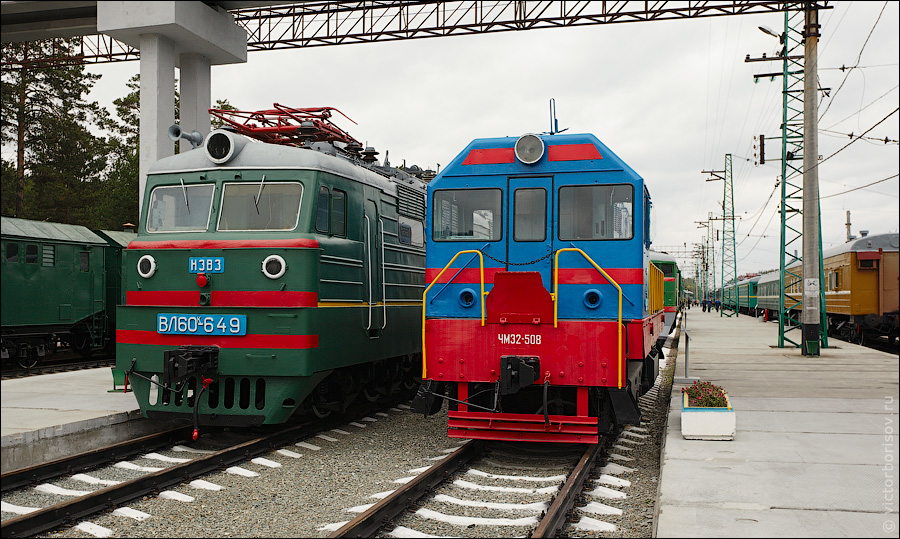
[97,1,247,214]
[138,33,176,211]
[179,53,212,139]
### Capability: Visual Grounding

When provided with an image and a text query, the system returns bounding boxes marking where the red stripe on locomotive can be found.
[116,329,318,349]
[461,148,516,165]
[127,239,320,249]
[126,290,317,307]
[547,143,602,161]
[424,267,643,285]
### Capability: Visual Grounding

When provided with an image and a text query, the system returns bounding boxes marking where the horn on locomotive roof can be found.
[208,104,362,148]
[167,124,204,148]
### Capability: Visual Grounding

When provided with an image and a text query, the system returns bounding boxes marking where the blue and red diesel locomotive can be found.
[412,132,665,443]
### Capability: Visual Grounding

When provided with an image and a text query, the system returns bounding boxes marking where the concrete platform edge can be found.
[1,411,178,474]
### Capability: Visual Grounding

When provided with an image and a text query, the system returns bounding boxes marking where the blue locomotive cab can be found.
[418,132,666,443]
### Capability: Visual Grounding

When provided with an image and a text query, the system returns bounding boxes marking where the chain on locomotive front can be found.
[117,106,428,435]
[412,132,666,444]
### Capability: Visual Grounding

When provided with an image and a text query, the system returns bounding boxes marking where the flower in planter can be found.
[681,380,728,408]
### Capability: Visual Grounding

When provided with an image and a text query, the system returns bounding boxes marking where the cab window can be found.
[332,190,346,236]
[315,186,330,233]
[433,189,501,241]
[559,184,633,240]
[147,184,215,232]
[218,182,302,231]
[514,188,546,242]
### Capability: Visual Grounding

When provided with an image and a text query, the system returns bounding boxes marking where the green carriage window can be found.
[218,182,302,231]
[558,184,633,240]
[6,242,19,262]
[147,184,215,232]
[433,189,501,241]
[80,252,89,272]
[315,186,330,233]
[25,244,38,264]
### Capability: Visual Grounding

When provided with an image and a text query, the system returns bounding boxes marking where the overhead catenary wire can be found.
[818,1,890,122]
[820,174,899,199]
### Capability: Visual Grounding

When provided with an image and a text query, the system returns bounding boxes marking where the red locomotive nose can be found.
[196,273,209,287]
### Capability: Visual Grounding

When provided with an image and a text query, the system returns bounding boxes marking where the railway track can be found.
[329,436,618,538]
[1,353,114,380]
[0,398,411,538]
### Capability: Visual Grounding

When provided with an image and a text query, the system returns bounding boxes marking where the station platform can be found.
[656,309,900,538]
[0,368,167,473]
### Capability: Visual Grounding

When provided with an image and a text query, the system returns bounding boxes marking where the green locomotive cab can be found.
[117,115,427,430]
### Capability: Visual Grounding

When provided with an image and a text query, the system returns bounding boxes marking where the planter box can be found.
[681,392,735,440]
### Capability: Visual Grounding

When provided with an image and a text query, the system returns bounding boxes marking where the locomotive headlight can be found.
[137,254,157,278]
[262,255,287,279]
[515,134,544,165]
[206,132,233,163]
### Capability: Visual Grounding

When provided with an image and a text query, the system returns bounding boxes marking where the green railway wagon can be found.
[117,107,429,433]
[1,217,123,366]
[649,250,681,343]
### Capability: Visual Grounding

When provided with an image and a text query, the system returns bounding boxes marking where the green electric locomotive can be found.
[117,106,428,435]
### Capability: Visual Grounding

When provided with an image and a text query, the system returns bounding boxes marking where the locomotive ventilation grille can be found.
[155,376,267,412]
[397,183,426,221]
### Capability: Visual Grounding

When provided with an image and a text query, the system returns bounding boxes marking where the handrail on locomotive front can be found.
[422,250,486,377]
[553,248,624,389]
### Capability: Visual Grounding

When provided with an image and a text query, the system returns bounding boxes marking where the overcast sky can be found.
[82,1,899,278]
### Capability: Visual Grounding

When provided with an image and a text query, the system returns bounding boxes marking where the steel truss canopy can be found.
[1,1,830,66]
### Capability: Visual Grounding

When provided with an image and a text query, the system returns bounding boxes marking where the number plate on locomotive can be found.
[157,314,246,336]
[188,257,224,273]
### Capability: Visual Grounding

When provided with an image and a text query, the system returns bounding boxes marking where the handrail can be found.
[422,250,486,377]
[553,248,623,389]
[649,262,664,314]
[379,218,386,329]
[364,215,372,331]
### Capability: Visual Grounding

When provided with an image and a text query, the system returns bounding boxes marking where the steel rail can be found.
[329,439,484,538]
[1,396,404,538]
[531,442,602,538]
[1,427,190,493]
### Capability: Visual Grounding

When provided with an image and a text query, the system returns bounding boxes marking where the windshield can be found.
[147,184,215,233]
[558,184,633,240]
[433,189,501,241]
[218,182,303,231]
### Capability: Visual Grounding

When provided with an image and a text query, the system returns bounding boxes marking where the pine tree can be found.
[1,39,109,221]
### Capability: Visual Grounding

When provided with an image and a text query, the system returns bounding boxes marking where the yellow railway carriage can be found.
[781,233,899,345]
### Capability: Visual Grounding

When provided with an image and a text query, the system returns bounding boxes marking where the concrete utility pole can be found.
[801,5,821,356]
[845,211,852,242]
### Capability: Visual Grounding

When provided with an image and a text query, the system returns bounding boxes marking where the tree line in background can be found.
[1,38,233,231]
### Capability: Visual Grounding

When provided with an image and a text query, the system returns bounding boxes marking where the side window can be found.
[315,186,330,233]
[514,188,546,242]
[25,244,38,264]
[399,216,424,247]
[80,252,89,272]
[5,242,19,263]
[331,189,346,236]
